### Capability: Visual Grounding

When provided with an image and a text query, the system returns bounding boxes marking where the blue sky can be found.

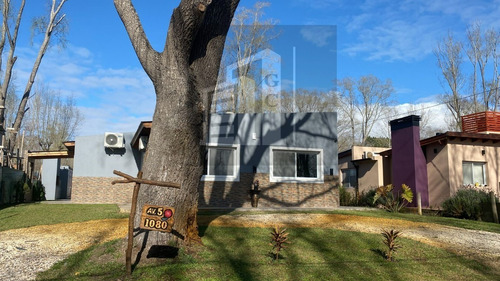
[11,0,500,136]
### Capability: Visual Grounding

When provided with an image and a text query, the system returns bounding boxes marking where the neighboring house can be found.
[338,146,390,194]
[71,112,340,208]
[340,112,500,209]
[27,142,75,201]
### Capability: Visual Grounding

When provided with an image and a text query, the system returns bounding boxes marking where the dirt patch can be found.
[0,218,128,281]
[1,214,499,280]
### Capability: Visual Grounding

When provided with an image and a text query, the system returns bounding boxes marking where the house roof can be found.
[27,141,76,159]
[379,131,500,157]
[131,121,152,149]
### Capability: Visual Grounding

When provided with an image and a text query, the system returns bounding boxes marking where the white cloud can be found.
[342,0,500,62]
[11,43,155,138]
[300,26,335,47]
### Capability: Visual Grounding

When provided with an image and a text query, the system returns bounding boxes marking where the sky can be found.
[9,0,500,137]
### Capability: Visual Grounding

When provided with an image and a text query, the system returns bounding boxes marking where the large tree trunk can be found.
[114,0,240,255]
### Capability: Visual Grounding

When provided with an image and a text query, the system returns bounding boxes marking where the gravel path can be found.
[1,214,499,281]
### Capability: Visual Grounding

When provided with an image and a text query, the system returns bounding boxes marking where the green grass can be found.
[37,226,499,281]
[198,208,500,234]
[330,209,500,234]
[0,203,128,231]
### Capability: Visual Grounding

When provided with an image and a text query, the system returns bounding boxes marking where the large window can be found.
[462,162,486,186]
[270,147,323,183]
[202,144,239,181]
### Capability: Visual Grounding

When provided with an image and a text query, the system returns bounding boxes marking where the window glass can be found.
[271,148,321,181]
[297,153,317,178]
[462,163,473,185]
[342,169,356,187]
[463,162,486,185]
[208,147,234,176]
[273,150,295,177]
[472,163,486,185]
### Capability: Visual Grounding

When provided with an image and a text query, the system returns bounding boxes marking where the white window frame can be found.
[270,146,324,183]
[462,161,487,186]
[201,143,240,182]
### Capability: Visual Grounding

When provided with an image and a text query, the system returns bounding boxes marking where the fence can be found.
[0,167,25,204]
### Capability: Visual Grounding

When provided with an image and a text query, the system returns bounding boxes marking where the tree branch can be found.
[113,0,160,80]
[112,170,181,189]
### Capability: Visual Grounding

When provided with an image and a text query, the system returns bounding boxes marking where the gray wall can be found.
[42,159,60,200]
[73,132,140,177]
[208,112,338,175]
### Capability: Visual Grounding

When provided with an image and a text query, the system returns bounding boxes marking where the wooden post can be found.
[491,191,499,224]
[126,171,143,275]
[417,192,422,216]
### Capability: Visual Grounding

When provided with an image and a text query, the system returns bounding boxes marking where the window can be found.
[342,168,357,188]
[462,162,486,186]
[202,144,239,181]
[270,147,323,183]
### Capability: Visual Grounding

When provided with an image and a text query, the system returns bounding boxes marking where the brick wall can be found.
[199,173,339,208]
[72,173,339,208]
[71,177,134,204]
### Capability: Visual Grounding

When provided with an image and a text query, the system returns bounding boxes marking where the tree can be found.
[114,0,240,250]
[436,24,500,129]
[0,0,68,157]
[23,82,82,151]
[435,33,469,131]
[0,0,25,147]
[280,89,337,113]
[337,75,394,148]
[213,1,278,113]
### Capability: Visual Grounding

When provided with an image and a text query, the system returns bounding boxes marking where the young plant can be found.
[381,229,402,261]
[373,184,413,212]
[270,225,290,260]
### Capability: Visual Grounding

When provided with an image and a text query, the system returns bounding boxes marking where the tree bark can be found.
[114,0,239,253]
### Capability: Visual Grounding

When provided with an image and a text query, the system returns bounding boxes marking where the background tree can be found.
[435,23,500,130]
[435,33,469,130]
[23,82,82,151]
[213,1,278,113]
[0,0,25,149]
[0,0,68,161]
[337,75,394,149]
[114,0,239,252]
[280,89,337,113]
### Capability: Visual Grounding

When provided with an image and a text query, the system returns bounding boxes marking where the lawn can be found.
[37,226,499,281]
[0,203,128,231]
[198,208,500,234]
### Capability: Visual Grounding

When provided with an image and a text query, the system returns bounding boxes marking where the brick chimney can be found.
[390,115,429,207]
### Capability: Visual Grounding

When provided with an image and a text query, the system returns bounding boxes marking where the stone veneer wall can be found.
[199,173,339,208]
[71,177,134,204]
[72,173,339,208]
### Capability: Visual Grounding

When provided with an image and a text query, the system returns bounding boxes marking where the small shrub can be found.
[373,184,413,212]
[32,180,46,201]
[270,225,289,260]
[358,189,377,207]
[339,185,353,206]
[381,229,402,261]
[442,189,490,220]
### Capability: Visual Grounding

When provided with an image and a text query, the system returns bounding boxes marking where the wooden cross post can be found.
[112,170,181,275]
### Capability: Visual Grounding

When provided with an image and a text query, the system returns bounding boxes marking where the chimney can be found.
[390,115,429,207]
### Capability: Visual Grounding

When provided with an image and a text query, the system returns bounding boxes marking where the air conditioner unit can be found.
[104,132,124,148]
[139,136,148,151]
[363,151,376,160]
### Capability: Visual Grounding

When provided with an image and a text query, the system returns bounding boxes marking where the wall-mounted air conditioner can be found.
[363,151,377,160]
[139,136,148,151]
[104,132,124,148]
